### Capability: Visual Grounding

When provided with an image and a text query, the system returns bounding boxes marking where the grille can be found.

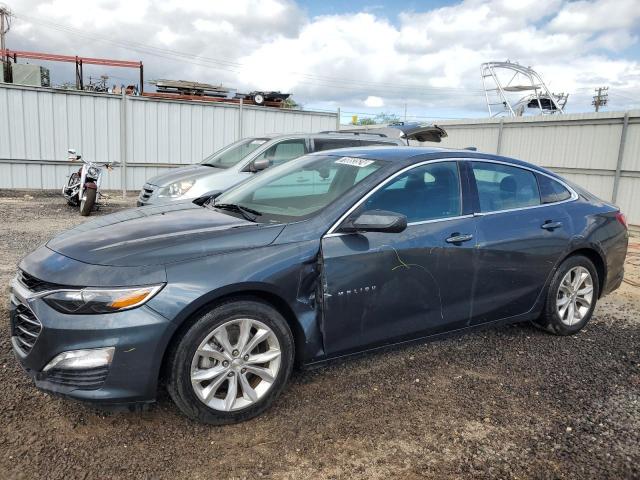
[45,366,109,390]
[138,184,156,203]
[11,302,42,355]
[18,270,64,293]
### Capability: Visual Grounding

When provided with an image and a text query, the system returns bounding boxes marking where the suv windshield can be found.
[213,154,388,223]
[201,138,269,169]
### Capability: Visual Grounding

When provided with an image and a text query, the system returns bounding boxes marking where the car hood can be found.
[46,202,285,267]
[146,164,224,187]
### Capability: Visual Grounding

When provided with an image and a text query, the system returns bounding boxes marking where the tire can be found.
[534,255,599,336]
[167,299,294,425]
[80,188,96,216]
[65,173,80,206]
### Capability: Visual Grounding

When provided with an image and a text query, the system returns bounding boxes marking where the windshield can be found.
[201,138,269,169]
[214,154,388,222]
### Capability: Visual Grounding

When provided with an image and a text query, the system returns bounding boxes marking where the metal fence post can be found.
[120,90,127,197]
[336,107,341,130]
[612,111,629,204]
[496,118,504,155]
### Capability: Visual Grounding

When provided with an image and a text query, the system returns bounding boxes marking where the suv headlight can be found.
[43,285,164,314]
[158,180,194,198]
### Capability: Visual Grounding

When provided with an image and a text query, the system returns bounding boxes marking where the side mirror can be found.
[192,190,223,206]
[251,158,271,172]
[340,210,407,234]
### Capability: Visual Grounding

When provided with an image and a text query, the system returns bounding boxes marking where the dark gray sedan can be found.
[10,147,628,424]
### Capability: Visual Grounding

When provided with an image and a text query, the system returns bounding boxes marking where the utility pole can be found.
[592,87,609,112]
[0,4,11,81]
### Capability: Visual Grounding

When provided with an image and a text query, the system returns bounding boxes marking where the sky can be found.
[5,0,640,122]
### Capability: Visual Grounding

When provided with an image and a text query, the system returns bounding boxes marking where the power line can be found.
[13,11,487,98]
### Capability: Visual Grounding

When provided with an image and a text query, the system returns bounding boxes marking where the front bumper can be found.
[9,278,175,405]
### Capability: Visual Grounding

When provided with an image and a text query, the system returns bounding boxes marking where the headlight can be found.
[87,166,100,178]
[158,180,194,198]
[43,285,164,314]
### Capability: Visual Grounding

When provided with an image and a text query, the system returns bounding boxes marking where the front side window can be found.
[363,161,461,223]
[536,173,572,204]
[471,162,540,212]
[253,139,308,167]
[201,138,269,169]
[215,155,387,222]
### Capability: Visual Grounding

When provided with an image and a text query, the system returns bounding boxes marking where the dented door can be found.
[320,217,478,356]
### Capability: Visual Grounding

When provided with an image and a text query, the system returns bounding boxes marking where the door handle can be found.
[446,233,474,244]
[541,220,563,231]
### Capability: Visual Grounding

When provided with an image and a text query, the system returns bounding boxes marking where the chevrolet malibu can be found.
[10,147,628,424]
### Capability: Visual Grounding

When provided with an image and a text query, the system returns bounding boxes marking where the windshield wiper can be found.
[212,203,262,222]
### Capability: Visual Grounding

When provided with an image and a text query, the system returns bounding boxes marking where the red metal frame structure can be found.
[0,49,143,92]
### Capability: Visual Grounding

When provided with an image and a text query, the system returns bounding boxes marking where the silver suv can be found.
[137,125,446,206]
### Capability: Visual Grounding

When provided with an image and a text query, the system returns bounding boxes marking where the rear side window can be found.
[359,140,396,147]
[536,173,572,204]
[254,139,308,166]
[470,162,540,212]
[313,138,361,152]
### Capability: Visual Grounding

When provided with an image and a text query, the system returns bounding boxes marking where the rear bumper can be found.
[602,267,624,296]
[10,279,175,405]
[601,227,629,297]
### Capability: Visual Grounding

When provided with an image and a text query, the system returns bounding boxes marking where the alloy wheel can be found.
[190,318,281,412]
[556,266,594,326]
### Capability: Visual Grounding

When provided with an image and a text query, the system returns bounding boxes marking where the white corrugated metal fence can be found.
[0,84,338,191]
[435,111,640,227]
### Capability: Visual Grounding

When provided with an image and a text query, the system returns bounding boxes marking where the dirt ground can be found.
[0,191,638,480]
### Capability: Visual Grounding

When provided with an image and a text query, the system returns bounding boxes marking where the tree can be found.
[374,112,400,124]
[357,117,376,125]
[356,112,400,125]
[281,97,302,109]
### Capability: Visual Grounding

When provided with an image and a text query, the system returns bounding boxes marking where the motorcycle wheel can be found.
[66,173,80,206]
[80,188,97,216]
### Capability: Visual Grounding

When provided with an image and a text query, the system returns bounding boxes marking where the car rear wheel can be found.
[167,299,294,424]
[534,255,599,335]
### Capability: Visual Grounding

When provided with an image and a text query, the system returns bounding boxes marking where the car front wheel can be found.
[535,255,599,335]
[167,299,294,424]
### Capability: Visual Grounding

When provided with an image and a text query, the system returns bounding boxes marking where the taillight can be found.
[615,211,628,229]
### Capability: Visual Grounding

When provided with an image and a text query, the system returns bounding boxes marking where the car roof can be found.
[311,146,556,176]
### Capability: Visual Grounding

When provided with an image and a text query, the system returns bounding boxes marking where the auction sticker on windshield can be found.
[335,157,375,167]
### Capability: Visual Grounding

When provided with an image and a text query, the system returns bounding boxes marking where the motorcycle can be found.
[62,149,116,216]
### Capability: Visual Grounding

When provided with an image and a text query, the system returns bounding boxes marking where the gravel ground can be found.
[0,191,638,480]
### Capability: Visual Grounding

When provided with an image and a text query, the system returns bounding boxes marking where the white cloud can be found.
[549,0,640,33]
[155,27,180,46]
[5,0,640,116]
[364,96,384,107]
[193,20,235,35]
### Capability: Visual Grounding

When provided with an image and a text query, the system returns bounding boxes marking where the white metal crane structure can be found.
[480,61,568,117]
